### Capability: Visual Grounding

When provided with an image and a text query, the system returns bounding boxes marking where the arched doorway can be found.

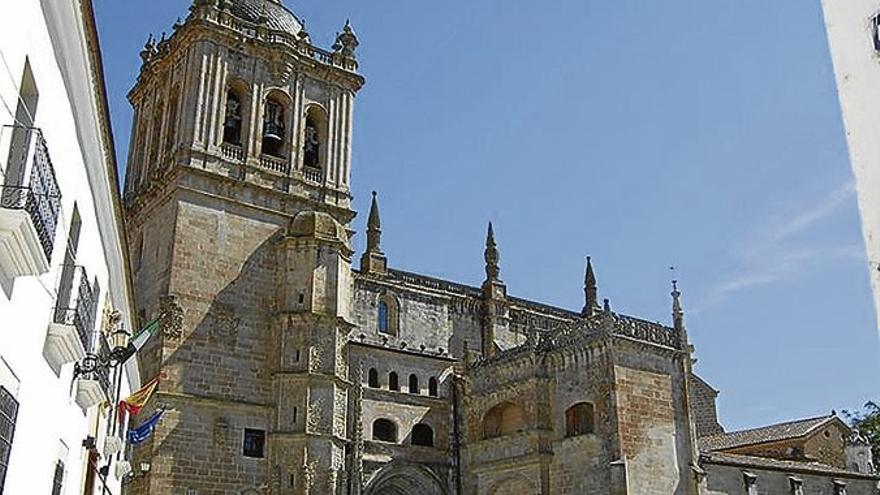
[365,464,446,495]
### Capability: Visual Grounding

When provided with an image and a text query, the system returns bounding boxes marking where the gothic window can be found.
[223,90,243,145]
[262,99,285,157]
[302,106,326,169]
[389,372,399,391]
[482,401,525,439]
[428,376,438,397]
[408,374,419,394]
[565,402,595,437]
[377,294,399,335]
[372,419,397,442]
[873,13,880,51]
[378,302,389,333]
[243,428,265,458]
[0,386,18,493]
[411,424,434,447]
[368,368,379,388]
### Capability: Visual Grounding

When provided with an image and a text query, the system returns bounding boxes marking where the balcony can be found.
[259,154,289,174]
[0,126,61,285]
[303,166,323,184]
[43,266,98,375]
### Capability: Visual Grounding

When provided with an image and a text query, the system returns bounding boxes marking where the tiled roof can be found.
[701,452,878,480]
[229,0,303,36]
[699,415,836,452]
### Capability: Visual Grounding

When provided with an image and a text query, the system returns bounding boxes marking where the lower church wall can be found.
[703,462,879,495]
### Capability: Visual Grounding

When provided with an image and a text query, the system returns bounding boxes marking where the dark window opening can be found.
[223,90,243,145]
[389,372,399,391]
[372,419,397,442]
[428,377,438,397]
[0,386,19,494]
[368,368,379,388]
[243,428,265,458]
[303,113,320,168]
[292,407,297,425]
[4,59,39,189]
[262,100,285,157]
[873,14,880,51]
[411,423,434,447]
[565,402,595,437]
[408,374,419,394]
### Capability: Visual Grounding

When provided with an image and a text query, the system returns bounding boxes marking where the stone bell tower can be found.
[122,0,364,493]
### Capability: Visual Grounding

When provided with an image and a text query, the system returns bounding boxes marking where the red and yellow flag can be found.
[118,375,160,421]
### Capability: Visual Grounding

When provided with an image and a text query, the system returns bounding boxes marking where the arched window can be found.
[164,88,179,158]
[428,377,438,397]
[148,102,164,175]
[372,419,397,443]
[262,98,285,157]
[408,374,419,394]
[378,301,389,334]
[303,106,325,169]
[376,293,399,335]
[389,372,399,391]
[368,368,379,388]
[223,89,243,145]
[482,402,525,439]
[411,424,434,447]
[565,402,595,437]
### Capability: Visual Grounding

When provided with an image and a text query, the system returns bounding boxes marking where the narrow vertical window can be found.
[377,301,389,334]
[164,89,179,159]
[0,386,19,493]
[368,368,379,388]
[223,90,243,145]
[303,113,320,168]
[147,102,164,175]
[4,59,39,189]
[389,372,399,391]
[408,374,419,394]
[428,377,438,397]
[54,206,82,325]
[262,99,285,157]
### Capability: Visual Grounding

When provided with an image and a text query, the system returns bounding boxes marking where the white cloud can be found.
[694,181,861,313]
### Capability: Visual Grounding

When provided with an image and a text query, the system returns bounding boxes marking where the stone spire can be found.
[484,222,500,283]
[672,279,684,332]
[581,256,599,317]
[360,191,387,274]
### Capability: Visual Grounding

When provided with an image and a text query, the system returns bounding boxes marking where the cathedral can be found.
[121,1,878,493]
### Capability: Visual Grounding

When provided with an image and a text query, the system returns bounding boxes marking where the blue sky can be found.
[94,0,880,431]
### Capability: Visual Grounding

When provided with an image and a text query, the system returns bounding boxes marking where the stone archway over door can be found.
[365,464,446,495]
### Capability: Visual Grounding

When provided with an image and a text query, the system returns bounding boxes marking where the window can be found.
[4,59,39,189]
[262,99,285,157]
[51,460,64,495]
[389,372,399,391]
[428,377,438,397]
[223,90,243,145]
[565,402,595,437]
[378,302,389,334]
[408,374,419,394]
[302,107,324,169]
[0,386,19,493]
[55,206,82,323]
[292,407,297,425]
[148,102,164,173]
[368,368,379,388]
[164,89,179,157]
[372,419,397,442]
[411,424,434,447]
[482,401,525,439]
[243,428,265,458]
[873,13,880,51]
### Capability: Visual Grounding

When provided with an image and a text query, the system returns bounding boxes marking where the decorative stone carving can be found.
[159,295,184,340]
[210,302,240,347]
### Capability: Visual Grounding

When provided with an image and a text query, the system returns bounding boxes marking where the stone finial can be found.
[335,19,359,58]
[672,279,683,328]
[484,222,500,282]
[581,256,599,317]
[140,34,156,63]
[360,191,387,274]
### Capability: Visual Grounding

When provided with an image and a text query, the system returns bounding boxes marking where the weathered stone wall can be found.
[689,373,724,437]
[703,461,879,495]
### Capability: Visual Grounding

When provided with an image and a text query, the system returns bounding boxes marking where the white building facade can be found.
[822,0,880,332]
[0,0,140,494]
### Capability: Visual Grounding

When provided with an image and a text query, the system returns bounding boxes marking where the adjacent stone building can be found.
[121,1,879,493]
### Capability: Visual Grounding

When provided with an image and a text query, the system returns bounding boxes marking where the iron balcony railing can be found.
[0,125,62,261]
[93,333,112,396]
[53,265,99,353]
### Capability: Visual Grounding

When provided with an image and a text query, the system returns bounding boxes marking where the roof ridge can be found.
[718,414,833,436]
